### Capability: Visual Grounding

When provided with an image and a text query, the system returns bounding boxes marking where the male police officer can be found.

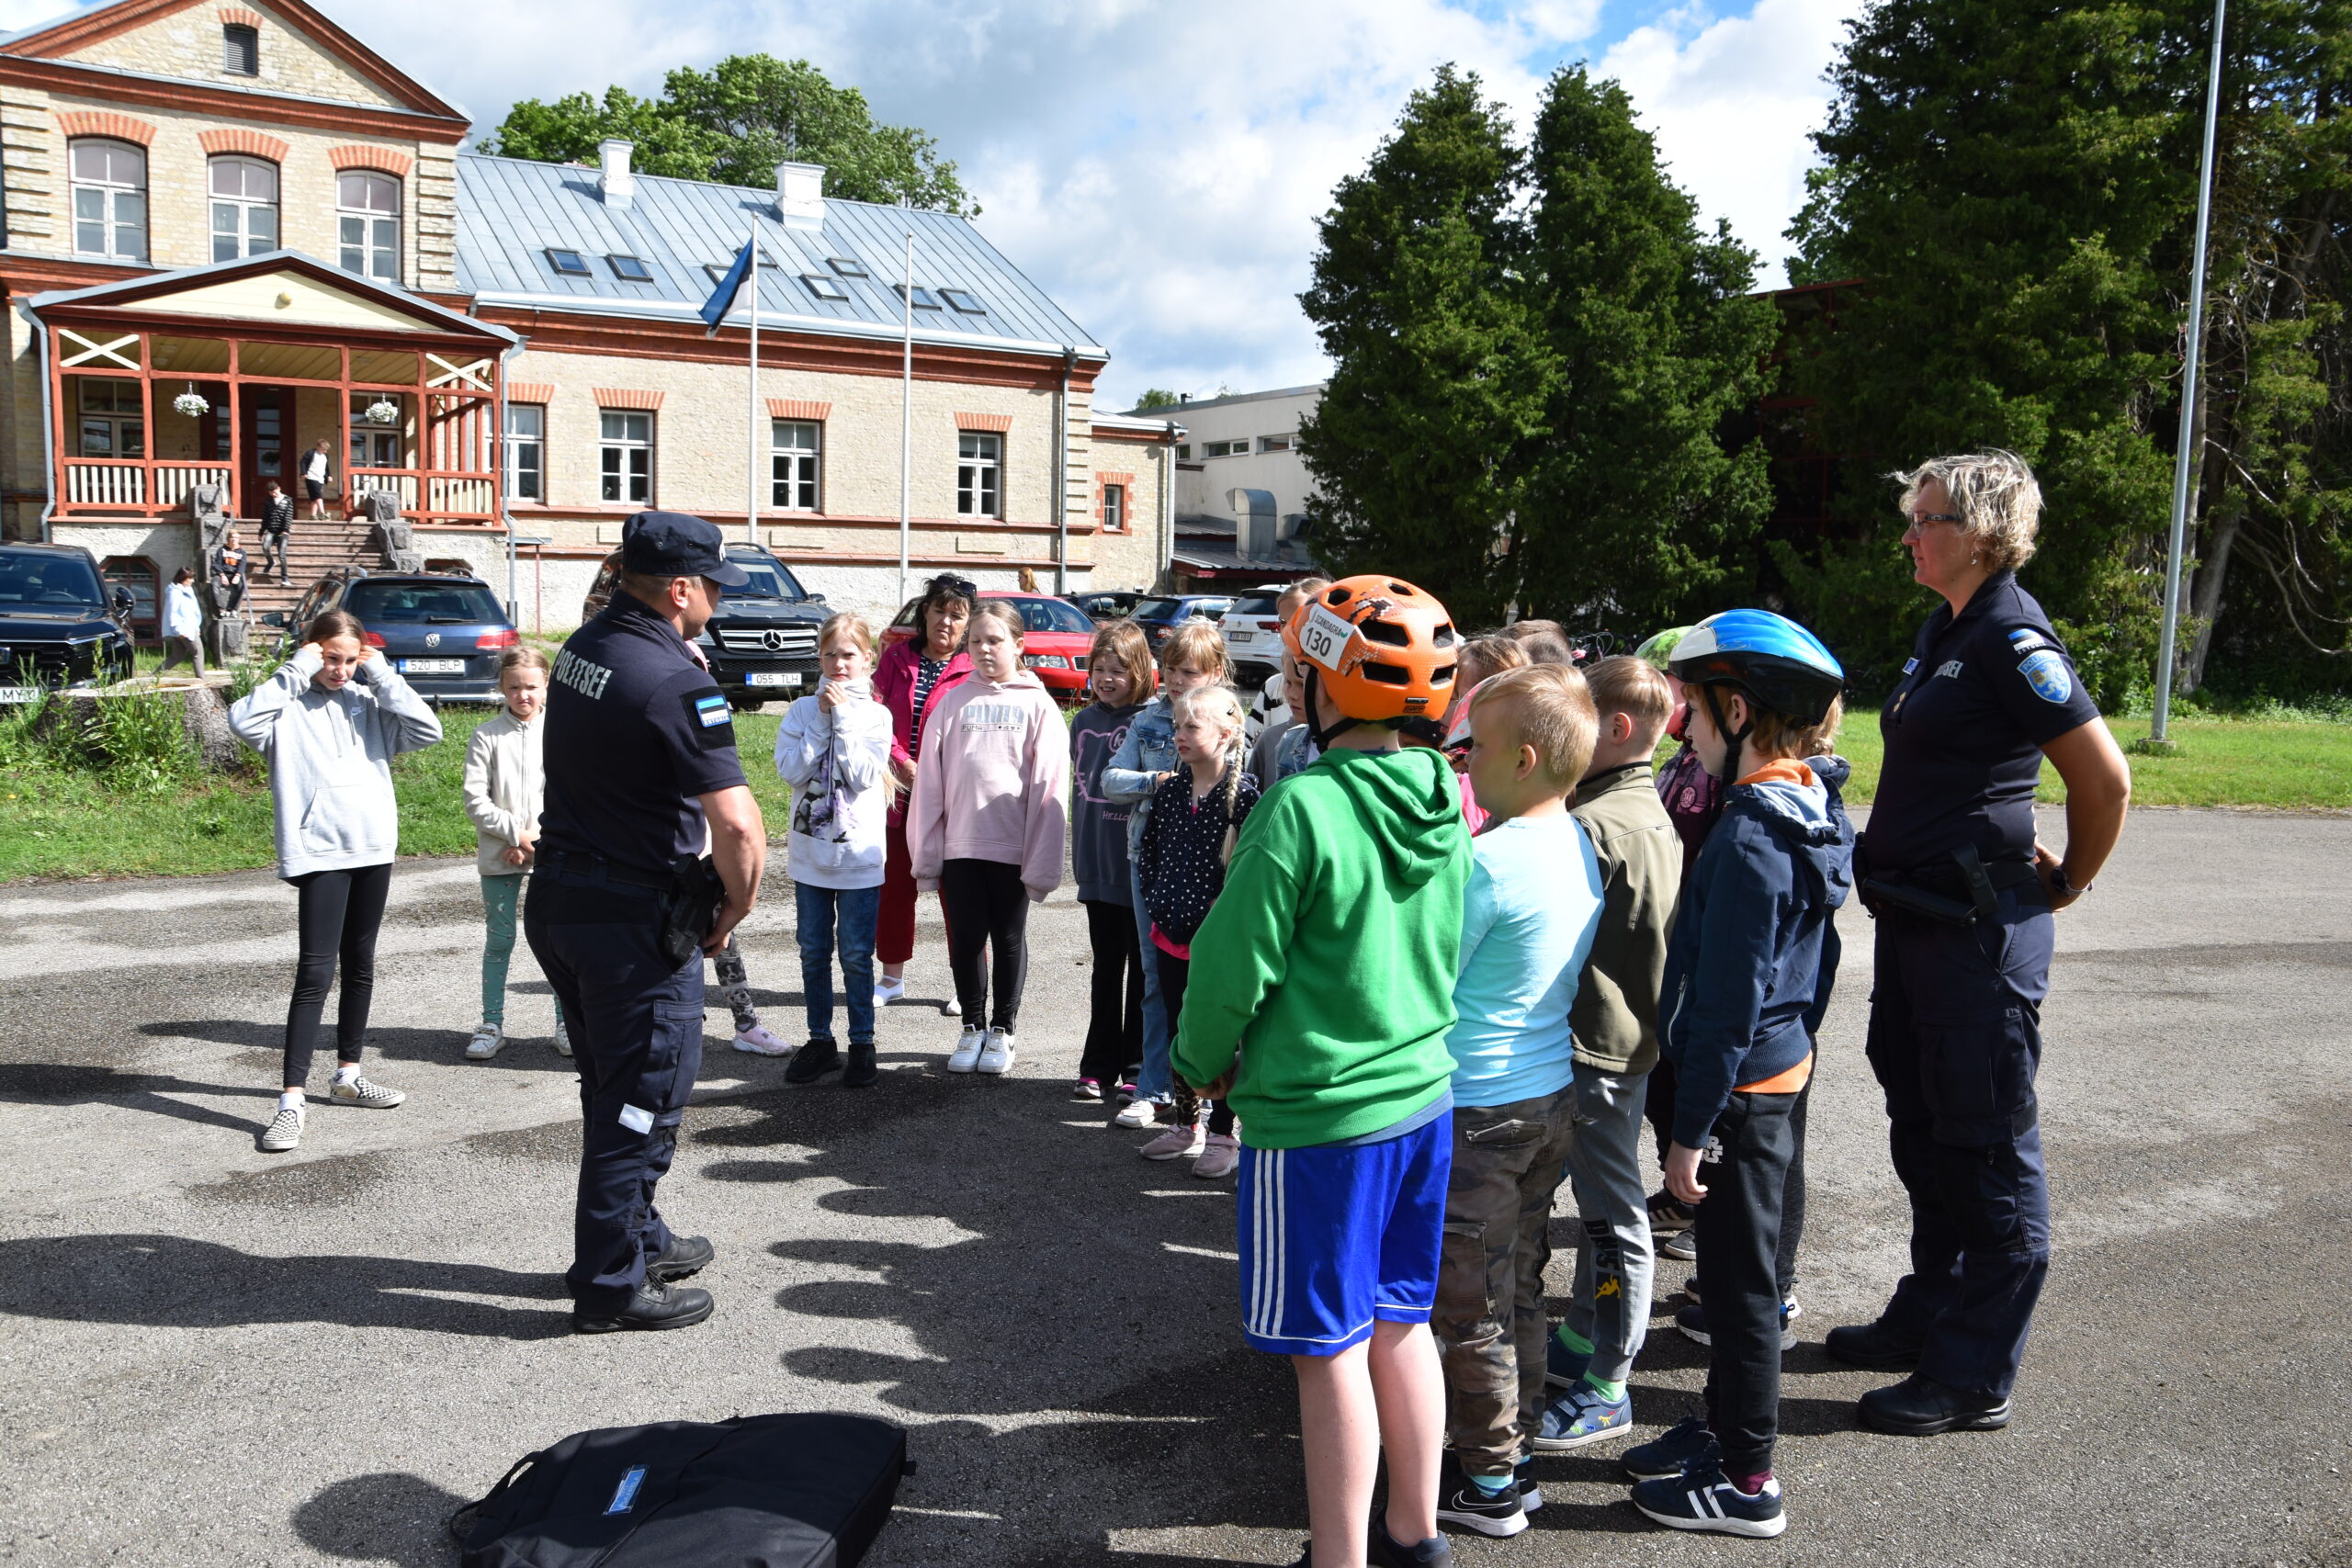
[526,511,767,1334]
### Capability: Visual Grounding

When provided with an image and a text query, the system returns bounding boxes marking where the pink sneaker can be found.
[732,1024,792,1056]
[1140,1122,1204,1160]
[1193,1133,1240,1179]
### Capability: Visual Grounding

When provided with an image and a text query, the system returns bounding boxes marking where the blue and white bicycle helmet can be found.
[1668,609,1845,728]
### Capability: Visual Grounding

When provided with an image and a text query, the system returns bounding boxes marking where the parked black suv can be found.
[583,543,829,708]
[0,542,136,705]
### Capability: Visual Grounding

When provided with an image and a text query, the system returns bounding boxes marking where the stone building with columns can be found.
[0,0,1180,635]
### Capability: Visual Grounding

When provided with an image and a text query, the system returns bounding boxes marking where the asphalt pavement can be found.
[0,806,2347,1567]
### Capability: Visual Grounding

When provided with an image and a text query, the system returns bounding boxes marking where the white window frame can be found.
[348,391,405,471]
[70,140,147,262]
[336,171,401,284]
[600,411,653,504]
[1101,482,1126,533]
[772,420,820,512]
[506,403,545,502]
[209,155,278,263]
[77,378,144,458]
[956,431,1001,518]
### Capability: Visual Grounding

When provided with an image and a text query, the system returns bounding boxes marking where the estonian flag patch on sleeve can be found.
[692,692,731,728]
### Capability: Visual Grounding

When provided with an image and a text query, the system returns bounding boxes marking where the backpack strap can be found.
[445,1451,540,1542]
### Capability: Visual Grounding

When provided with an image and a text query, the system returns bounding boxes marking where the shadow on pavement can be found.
[0,1062,277,1134]
[0,1234,570,1339]
[294,1472,474,1567]
[145,1018,584,1075]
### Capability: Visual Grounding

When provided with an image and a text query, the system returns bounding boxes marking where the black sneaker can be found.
[1858,1372,2011,1435]
[1675,1299,1794,1349]
[1515,1456,1542,1514]
[571,1280,714,1334]
[1368,1519,1455,1565]
[1623,1415,1717,1481]
[842,1041,878,1089]
[1434,1452,1527,1538]
[1647,1189,1695,1233]
[1657,1225,1699,1262]
[785,1038,842,1084]
[1630,1460,1787,1538]
[646,1234,713,1282]
[1825,1316,1923,1370]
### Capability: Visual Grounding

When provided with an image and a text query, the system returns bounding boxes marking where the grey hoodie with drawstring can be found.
[229,647,443,879]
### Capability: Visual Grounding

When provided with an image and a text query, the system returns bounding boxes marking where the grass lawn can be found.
[1824,715,2352,809]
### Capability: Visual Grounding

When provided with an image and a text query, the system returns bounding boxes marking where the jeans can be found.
[1431,1087,1576,1474]
[939,859,1030,1031]
[1562,1063,1656,1387]
[258,531,288,580]
[1080,898,1143,1084]
[1129,861,1173,1100]
[797,881,881,1045]
[282,863,390,1087]
[480,874,566,1030]
[1693,1088,1800,1477]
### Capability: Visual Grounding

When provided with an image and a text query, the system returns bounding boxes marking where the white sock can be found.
[278,1090,304,1111]
[333,1064,360,1086]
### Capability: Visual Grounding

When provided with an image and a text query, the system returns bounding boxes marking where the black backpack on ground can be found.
[451,1412,910,1568]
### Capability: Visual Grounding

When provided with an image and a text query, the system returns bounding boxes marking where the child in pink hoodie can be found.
[909,598,1070,1077]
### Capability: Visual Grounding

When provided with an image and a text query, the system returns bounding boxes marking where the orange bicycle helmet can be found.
[1283,574,1460,743]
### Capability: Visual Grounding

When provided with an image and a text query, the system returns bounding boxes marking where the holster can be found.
[658,855,725,967]
[1862,843,2042,927]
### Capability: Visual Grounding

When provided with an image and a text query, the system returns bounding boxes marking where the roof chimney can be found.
[775,161,824,229]
[598,140,634,209]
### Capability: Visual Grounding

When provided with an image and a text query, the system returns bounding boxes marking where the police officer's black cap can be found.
[620,512,749,586]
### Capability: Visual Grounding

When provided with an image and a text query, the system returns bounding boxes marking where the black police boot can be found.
[571,1279,714,1335]
[1859,1372,2011,1435]
[842,1040,878,1089]
[646,1233,713,1283]
[1825,1316,1925,1369]
[785,1038,841,1084]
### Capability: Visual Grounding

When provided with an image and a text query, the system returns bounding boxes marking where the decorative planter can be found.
[172,391,209,418]
[364,400,401,426]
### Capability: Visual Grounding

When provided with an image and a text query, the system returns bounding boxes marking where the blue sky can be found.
[9,0,1861,411]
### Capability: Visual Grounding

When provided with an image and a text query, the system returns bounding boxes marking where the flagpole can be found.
[746,221,761,546]
[899,230,913,605]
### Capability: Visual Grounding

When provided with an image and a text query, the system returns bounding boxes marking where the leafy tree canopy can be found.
[1130,389,1183,412]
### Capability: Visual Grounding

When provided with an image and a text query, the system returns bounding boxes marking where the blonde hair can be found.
[1584,655,1673,738]
[1171,682,1250,859]
[1748,695,1843,762]
[1468,663,1599,792]
[1160,619,1227,679]
[820,611,877,660]
[968,599,1027,643]
[1090,619,1155,706]
[1891,449,2042,572]
[498,646,551,679]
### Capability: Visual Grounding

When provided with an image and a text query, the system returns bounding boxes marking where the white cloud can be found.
[299,0,1854,405]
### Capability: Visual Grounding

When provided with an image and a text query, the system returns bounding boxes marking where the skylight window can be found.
[801,274,849,302]
[828,257,868,278]
[545,248,590,277]
[938,288,986,314]
[894,284,942,310]
[607,254,654,283]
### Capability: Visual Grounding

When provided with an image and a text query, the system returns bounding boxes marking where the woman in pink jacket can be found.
[908,599,1070,1078]
[872,576,974,1010]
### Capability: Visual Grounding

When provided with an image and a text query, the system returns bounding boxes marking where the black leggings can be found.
[1155,947,1234,1136]
[941,859,1030,1032]
[282,863,391,1088]
[1080,898,1143,1084]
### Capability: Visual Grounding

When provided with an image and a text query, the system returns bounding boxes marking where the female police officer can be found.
[1831,451,2131,1434]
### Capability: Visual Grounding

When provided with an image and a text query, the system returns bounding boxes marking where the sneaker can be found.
[257,1103,303,1153]
[842,1041,878,1089]
[1622,1415,1718,1482]
[551,1019,572,1057]
[1140,1121,1205,1160]
[1647,1189,1695,1233]
[570,1280,715,1335]
[1112,1098,1158,1129]
[874,975,907,1007]
[1434,1452,1528,1539]
[785,1038,842,1083]
[465,1021,504,1061]
[1630,1461,1786,1539]
[946,1026,985,1074]
[1071,1077,1104,1102]
[1676,1300,1795,1350]
[1114,1079,1138,1105]
[1368,1519,1455,1566]
[732,1024,792,1056]
[329,1075,404,1109]
[976,1028,1017,1076]
[1857,1371,2011,1435]
[939,997,960,1018]
[1544,1331,1590,1390]
[1658,1225,1699,1263]
[1515,1457,1542,1514]
[1532,1382,1634,1451]
[1194,1132,1240,1179]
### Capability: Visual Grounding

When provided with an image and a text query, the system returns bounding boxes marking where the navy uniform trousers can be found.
[1864,885,2053,1401]
[525,865,705,1314]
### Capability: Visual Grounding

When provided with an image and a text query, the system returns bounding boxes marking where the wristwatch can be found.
[2050,863,2092,898]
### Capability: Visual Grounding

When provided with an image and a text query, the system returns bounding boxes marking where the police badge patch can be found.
[2018,649,2073,704]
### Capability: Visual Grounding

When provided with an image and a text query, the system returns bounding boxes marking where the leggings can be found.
[481,874,564,1030]
[711,937,760,1033]
[940,858,1030,1032]
[1155,947,1234,1136]
[1080,898,1144,1085]
[283,863,391,1088]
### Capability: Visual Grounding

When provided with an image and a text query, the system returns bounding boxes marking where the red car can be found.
[881,590,1097,700]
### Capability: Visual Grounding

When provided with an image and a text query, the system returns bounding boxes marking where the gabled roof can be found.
[26,248,516,343]
[0,0,468,123]
[455,154,1106,361]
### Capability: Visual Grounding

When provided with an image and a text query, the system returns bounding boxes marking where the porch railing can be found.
[57,460,496,525]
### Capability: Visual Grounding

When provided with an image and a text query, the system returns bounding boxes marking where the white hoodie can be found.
[773,678,892,889]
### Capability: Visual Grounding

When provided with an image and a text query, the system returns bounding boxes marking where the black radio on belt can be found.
[1862,843,2042,926]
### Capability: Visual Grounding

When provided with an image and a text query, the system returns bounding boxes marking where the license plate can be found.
[1227,628,1253,641]
[399,658,466,674]
[746,671,802,688]
[0,685,40,705]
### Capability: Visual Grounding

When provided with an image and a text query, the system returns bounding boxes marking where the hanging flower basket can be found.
[364,399,401,426]
[172,391,209,418]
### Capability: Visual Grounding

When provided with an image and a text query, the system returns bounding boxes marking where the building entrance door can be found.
[241,387,288,517]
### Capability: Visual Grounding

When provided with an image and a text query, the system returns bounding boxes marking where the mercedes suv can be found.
[582,543,830,709]
[0,542,136,705]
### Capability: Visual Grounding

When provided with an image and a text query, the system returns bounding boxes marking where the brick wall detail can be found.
[325,142,411,176]
[198,126,289,162]
[55,109,156,146]
[956,412,1013,433]
[506,383,555,405]
[218,7,264,27]
[767,398,831,422]
[593,387,665,410]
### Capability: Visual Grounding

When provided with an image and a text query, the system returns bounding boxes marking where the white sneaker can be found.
[330,1074,404,1109]
[465,1022,503,1061]
[1112,1099,1158,1129]
[976,1028,1016,1076]
[551,1019,572,1057]
[732,1024,792,1056]
[874,975,907,1006]
[1141,1122,1205,1160]
[946,1026,986,1074]
[939,997,960,1018]
[258,1103,303,1153]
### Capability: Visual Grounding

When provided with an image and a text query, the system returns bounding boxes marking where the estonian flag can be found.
[700,237,755,335]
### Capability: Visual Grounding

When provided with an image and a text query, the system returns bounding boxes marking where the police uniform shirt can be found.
[1865,570,2102,872]
[538,590,748,875]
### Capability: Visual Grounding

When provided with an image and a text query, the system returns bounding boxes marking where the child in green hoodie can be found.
[1174,575,1471,1568]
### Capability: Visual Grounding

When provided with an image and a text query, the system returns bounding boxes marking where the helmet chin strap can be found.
[1698,682,1754,782]
[1302,667,1363,752]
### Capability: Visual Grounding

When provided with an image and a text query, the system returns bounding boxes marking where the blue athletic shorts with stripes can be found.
[1234,1107,1453,1357]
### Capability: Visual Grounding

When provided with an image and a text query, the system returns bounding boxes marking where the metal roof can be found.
[455,154,1105,360]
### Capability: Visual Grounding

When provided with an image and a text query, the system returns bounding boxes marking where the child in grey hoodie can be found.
[229,609,441,1153]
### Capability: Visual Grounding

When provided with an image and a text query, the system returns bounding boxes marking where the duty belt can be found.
[1863,843,2042,925]
[537,848,673,892]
